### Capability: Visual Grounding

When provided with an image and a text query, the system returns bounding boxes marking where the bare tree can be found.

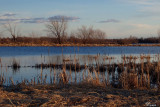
[46,17,67,44]
[93,29,106,39]
[3,22,21,42]
[77,26,106,44]
[77,26,94,44]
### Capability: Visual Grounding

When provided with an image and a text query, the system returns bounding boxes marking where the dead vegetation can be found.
[0,83,159,106]
[0,54,160,106]
[1,36,160,46]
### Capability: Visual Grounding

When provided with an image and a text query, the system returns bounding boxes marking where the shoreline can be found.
[0,43,160,47]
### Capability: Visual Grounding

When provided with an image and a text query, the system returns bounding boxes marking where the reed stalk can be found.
[54,64,56,84]
[50,67,52,84]
[68,63,72,84]
[146,64,150,89]
[40,63,43,84]
[34,77,35,86]
[10,77,14,86]
[93,69,100,85]
[74,54,77,83]
[140,55,144,87]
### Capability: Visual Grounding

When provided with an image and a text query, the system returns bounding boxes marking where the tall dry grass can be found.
[0,54,160,90]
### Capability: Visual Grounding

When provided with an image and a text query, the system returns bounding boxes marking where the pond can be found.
[0,46,160,86]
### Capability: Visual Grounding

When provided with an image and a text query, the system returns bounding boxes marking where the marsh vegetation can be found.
[1,54,160,89]
[0,46,160,106]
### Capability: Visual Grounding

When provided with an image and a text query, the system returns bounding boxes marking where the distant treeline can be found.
[0,36,160,45]
[2,17,160,46]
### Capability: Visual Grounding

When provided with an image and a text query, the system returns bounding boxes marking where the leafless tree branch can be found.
[77,26,106,44]
[3,22,21,42]
[46,17,67,44]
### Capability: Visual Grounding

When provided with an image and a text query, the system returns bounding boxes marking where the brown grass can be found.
[0,83,159,106]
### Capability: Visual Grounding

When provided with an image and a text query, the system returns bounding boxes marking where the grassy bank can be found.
[1,43,160,47]
[0,83,160,106]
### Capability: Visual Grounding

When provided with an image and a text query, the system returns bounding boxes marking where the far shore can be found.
[0,43,160,47]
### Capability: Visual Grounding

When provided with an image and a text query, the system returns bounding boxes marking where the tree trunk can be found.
[12,36,16,42]
[58,37,61,44]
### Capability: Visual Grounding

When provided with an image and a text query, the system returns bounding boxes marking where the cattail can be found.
[50,67,52,84]
[34,77,35,86]
[69,64,72,84]
[146,64,150,89]
[10,77,14,86]
[40,63,43,84]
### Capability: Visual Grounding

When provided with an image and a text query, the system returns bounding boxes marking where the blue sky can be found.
[0,0,160,38]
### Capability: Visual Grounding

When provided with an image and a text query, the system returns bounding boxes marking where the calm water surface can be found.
[0,46,160,57]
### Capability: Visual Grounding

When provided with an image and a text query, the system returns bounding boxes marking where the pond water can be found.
[0,46,160,86]
[0,46,160,57]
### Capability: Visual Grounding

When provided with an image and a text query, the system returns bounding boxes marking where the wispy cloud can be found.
[121,0,160,17]
[121,0,154,5]
[3,13,17,17]
[48,15,80,21]
[20,18,46,23]
[0,13,80,24]
[130,23,152,29]
[0,17,46,24]
[99,19,120,23]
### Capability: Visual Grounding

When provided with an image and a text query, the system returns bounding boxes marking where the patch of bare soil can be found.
[0,84,160,106]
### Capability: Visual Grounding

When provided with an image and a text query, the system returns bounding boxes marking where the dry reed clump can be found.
[119,72,138,89]
[59,71,68,85]
[59,66,69,85]
[117,54,157,89]
[79,68,106,88]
